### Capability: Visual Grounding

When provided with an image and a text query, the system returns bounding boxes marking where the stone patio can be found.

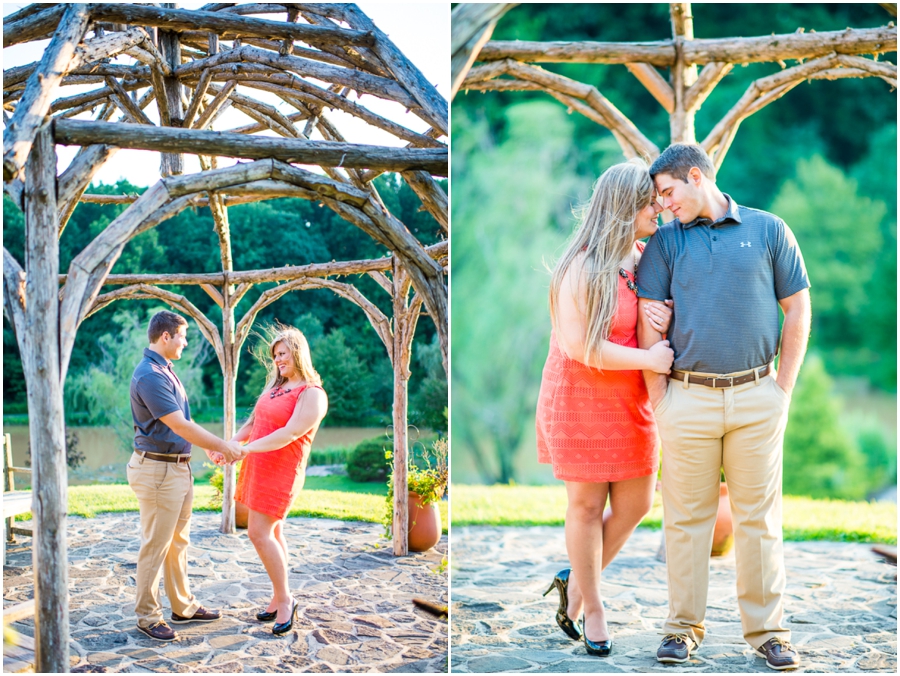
[3,512,448,673]
[451,526,896,673]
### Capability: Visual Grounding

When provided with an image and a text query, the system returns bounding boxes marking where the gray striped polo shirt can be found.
[636,194,809,374]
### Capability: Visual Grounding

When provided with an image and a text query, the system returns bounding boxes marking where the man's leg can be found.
[656,382,726,647]
[127,454,190,628]
[722,377,791,649]
[162,463,200,619]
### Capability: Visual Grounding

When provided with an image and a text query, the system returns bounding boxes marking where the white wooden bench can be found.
[3,433,33,566]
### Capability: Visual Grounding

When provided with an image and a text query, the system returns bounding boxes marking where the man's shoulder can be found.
[131,360,169,389]
[736,204,784,227]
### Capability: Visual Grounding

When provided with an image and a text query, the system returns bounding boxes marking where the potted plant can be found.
[383,437,447,552]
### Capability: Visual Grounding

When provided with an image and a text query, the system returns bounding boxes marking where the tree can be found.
[783,355,867,500]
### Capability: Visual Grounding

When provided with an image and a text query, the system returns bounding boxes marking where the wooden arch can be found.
[453,2,896,171]
[2,4,447,671]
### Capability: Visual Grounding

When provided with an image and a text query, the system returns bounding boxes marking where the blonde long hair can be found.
[549,159,655,366]
[253,323,322,391]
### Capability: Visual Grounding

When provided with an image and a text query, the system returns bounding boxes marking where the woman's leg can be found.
[247,510,293,622]
[564,480,610,642]
[601,473,657,568]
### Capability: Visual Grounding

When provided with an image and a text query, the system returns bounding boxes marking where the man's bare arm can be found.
[159,410,245,461]
[638,297,669,406]
[776,288,811,394]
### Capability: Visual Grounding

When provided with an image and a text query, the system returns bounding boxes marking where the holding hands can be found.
[205,440,248,466]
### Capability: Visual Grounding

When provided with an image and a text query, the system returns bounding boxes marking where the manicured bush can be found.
[346,437,391,482]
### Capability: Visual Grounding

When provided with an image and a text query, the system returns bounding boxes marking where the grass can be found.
[451,484,897,544]
[15,482,448,534]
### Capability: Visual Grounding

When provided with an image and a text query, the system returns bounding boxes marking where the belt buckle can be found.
[715,375,734,388]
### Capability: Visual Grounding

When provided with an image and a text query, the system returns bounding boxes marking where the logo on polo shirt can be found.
[741,241,751,247]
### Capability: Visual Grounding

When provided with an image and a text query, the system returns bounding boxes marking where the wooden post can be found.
[391,257,410,556]
[159,3,185,176]
[669,3,699,144]
[24,122,70,673]
[4,433,15,543]
[219,280,238,534]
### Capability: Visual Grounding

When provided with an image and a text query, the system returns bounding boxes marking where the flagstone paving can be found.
[451,526,896,673]
[4,513,448,673]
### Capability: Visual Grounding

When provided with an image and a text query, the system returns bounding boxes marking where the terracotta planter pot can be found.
[407,491,441,552]
[711,482,734,557]
[235,500,249,529]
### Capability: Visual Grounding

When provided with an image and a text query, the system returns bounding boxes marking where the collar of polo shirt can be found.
[681,193,744,229]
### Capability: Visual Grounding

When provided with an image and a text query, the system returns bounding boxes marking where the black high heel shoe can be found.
[582,615,612,657]
[256,609,277,622]
[542,569,583,640]
[272,599,298,636]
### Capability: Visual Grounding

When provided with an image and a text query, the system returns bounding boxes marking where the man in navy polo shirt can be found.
[128,310,246,641]
[636,144,811,671]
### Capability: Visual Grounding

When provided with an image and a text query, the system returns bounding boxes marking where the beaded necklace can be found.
[618,255,638,295]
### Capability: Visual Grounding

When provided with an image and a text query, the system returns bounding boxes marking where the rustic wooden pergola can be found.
[2,4,446,671]
[453,3,896,167]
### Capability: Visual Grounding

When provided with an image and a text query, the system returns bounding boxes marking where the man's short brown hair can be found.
[148,311,187,343]
[649,143,716,183]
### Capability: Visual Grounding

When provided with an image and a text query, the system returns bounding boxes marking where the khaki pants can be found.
[126,451,200,628]
[653,374,791,649]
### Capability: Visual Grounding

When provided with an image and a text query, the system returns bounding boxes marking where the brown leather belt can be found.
[669,364,771,389]
[138,451,192,464]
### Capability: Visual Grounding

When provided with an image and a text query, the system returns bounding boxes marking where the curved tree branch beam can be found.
[234,277,392,357]
[89,4,376,48]
[625,63,674,113]
[175,46,417,108]
[2,247,27,342]
[477,25,897,66]
[464,59,659,159]
[342,5,449,136]
[400,170,448,233]
[3,4,90,181]
[86,284,226,370]
[57,144,119,235]
[701,53,842,162]
[451,3,518,100]
[52,119,449,176]
[683,61,733,112]
[58,240,448,287]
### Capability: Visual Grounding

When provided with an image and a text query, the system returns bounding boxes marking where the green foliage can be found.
[64,309,210,453]
[452,101,582,484]
[783,356,868,500]
[4,177,444,430]
[312,328,377,425]
[771,155,889,384]
[346,437,391,483]
[410,333,448,432]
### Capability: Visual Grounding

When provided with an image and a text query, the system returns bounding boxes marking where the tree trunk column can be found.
[391,258,411,556]
[159,3,185,176]
[25,122,70,673]
[220,282,238,534]
[669,3,698,144]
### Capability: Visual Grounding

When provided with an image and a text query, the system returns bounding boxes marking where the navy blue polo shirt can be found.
[130,348,192,455]
[636,194,810,374]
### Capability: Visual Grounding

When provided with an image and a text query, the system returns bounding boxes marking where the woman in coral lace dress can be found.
[536,160,674,656]
[231,326,328,636]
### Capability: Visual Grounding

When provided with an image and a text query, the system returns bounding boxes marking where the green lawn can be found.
[451,484,897,544]
[16,482,447,534]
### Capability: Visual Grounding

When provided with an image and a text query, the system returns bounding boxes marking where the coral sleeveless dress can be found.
[235,384,323,519]
[536,254,659,483]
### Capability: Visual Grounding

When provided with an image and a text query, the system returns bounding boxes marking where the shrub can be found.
[346,437,391,482]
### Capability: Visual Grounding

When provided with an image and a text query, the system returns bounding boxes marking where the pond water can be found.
[5,425,386,488]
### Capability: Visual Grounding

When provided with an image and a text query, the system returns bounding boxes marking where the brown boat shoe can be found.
[756,637,801,670]
[170,606,222,624]
[656,633,696,663]
[137,621,177,642]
